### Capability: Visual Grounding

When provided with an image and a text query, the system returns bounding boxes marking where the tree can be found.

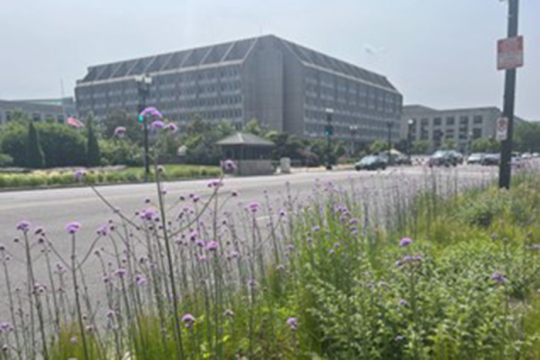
[369,140,388,154]
[441,138,456,150]
[86,117,101,167]
[265,131,303,160]
[514,122,540,153]
[471,137,500,153]
[102,109,143,144]
[243,118,267,137]
[411,140,429,155]
[26,122,45,169]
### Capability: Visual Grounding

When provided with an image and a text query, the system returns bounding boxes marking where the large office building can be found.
[0,98,77,124]
[400,105,526,153]
[76,35,402,142]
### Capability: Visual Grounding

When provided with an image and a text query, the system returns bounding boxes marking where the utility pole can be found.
[499,0,520,189]
[325,108,334,170]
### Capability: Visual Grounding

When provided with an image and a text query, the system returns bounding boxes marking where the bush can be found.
[100,139,143,166]
[0,153,13,167]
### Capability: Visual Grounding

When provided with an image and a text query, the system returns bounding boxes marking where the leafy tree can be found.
[37,124,87,167]
[100,139,143,166]
[0,122,27,166]
[369,140,388,154]
[514,122,540,153]
[471,138,500,153]
[265,131,303,160]
[86,117,101,167]
[102,109,143,144]
[243,118,268,137]
[26,122,45,168]
[181,118,236,165]
[412,140,430,154]
[441,138,456,150]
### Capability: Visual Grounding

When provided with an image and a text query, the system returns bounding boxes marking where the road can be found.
[0,165,496,321]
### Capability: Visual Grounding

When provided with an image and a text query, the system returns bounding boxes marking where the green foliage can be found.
[441,138,456,150]
[412,140,430,154]
[26,121,45,168]
[37,123,86,167]
[182,118,235,165]
[0,153,13,167]
[471,137,500,153]
[514,121,540,153]
[369,140,389,154]
[86,117,101,167]
[243,118,267,137]
[265,131,303,160]
[101,109,143,143]
[100,138,143,166]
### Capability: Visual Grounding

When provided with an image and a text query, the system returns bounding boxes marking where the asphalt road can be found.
[0,165,496,321]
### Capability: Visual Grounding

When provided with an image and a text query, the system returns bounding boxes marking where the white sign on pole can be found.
[496,117,509,141]
[497,36,524,70]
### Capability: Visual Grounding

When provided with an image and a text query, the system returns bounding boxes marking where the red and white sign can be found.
[497,36,524,70]
[496,117,509,141]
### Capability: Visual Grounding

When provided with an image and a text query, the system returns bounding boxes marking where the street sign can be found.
[497,36,524,70]
[496,117,509,141]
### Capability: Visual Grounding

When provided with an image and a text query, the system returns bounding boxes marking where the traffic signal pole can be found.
[137,83,150,182]
[499,0,519,189]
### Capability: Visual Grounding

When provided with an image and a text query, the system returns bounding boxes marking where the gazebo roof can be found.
[216,132,275,147]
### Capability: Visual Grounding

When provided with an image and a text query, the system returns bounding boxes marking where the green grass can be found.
[0,164,221,189]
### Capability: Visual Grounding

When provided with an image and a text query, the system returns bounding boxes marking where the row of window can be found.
[412,115,484,128]
[0,110,67,123]
[412,128,483,141]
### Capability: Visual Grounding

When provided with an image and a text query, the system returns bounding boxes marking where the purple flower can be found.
[400,237,413,247]
[140,208,158,221]
[74,169,86,181]
[189,230,198,241]
[16,220,31,232]
[151,121,165,130]
[106,310,116,319]
[114,268,127,278]
[0,322,14,333]
[223,159,237,171]
[34,227,44,235]
[164,123,178,133]
[224,309,234,317]
[114,126,127,137]
[207,179,223,188]
[279,209,286,217]
[286,317,298,331]
[66,222,81,235]
[182,314,196,328]
[399,299,409,307]
[140,107,163,119]
[246,202,260,213]
[97,225,109,237]
[312,226,320,232]
[491,272,507,283]
[135,274,147,286]
[206,241,218,252]
[70,336,78,345]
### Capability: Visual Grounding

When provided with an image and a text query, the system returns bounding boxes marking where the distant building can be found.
[0,98,77,124]
[400,105,527,153]
[76,35,402,142]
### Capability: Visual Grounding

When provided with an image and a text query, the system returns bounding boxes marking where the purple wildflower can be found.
[164,123,178,133]
[400,237,413,247]
[224,309,234,317]
[140,208,158,221]
[34,227,44,235]
[286,317,298,331]
[189,230,198,241]
[207,179,223,188]
[151,121,164,130]
[246,202,260,212]
[491,272,507,283]
[114,126,127,137]
[182,314,196,328]
[16,220,31,232]
[223,159,237,171]
[97,225,109,237]
[206,241,218,251]
[0,322,14,333]
[140,107,162,119]
[135,274,147,286]
[399,299,409,307]
[312,225,320,232]
[74,169,86,181]
[65,222,81,235]
[279,209,286,217]
[114,268,127,278]
[70,336,78,345]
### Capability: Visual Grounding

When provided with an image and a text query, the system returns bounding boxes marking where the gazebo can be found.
[217,132,275,176]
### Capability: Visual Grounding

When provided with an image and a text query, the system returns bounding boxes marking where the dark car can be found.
[428,151,458,167]
[467,153,485,165]
[355,155,388,171]
[481,153,500,166]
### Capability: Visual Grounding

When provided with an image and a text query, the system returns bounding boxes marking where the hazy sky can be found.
[1,0,538,119]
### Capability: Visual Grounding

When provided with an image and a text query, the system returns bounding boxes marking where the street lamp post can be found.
[499,0,520,189]
[136,75,152,182]
[468,130,474,155]
[407,119,414,158]
[349,125,358,157]
[325,108,334,170]
[387,121,394,165]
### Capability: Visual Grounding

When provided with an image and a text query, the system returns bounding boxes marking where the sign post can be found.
[496,117,509,141]
[498,0,521,190]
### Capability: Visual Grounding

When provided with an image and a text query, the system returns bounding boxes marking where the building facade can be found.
[76,35,402,142]
[400,105,526,153]
[0,98,77,124]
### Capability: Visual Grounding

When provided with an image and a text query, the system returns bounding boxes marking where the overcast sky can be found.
[1,0,538,119]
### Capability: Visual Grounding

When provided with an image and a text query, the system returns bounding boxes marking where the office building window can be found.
[33,113,42,122]
[433,117,442,126]
[421,118,429,126]
[446,117,455,126]
[459,116,469,125]
[473,115,483,125]
[472,128,482,139]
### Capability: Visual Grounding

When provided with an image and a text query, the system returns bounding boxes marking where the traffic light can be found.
[325,125,334,136]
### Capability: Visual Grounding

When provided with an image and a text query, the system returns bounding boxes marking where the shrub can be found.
[0,153,13,167]
[26,122,45,168]
[100,139,143,166]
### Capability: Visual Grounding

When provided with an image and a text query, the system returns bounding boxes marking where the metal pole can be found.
[326,112,332,170]
[499,0,519,189]
[137,86,150,182]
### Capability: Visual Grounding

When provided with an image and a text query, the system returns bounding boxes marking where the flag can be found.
[67,117,84,129]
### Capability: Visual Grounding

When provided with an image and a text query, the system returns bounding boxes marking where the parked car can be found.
[394,153,412,166]
[428,151,458,167]
[481,153,500,166]
[355,155,388,171]
[467,153,485,165]
[511,156,523,169]
[450,151,464,164]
